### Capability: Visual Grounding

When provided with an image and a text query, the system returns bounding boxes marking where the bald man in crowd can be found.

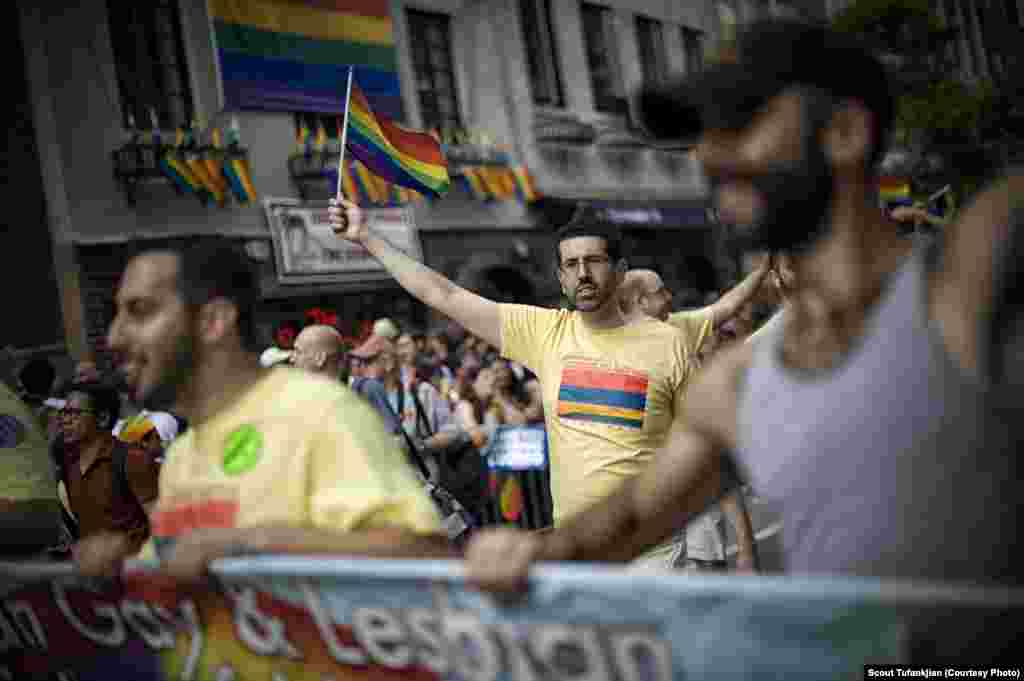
[618,270,759,573]
[290,325,345,378]
[619,263,771,362]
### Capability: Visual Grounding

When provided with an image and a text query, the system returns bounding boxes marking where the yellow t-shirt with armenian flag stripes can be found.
[500,304,696,525]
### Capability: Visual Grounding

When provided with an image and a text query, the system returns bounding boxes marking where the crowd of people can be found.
[1,18,1020,662]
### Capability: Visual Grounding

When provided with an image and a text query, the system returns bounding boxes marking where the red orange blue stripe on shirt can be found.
[557,362,649,429]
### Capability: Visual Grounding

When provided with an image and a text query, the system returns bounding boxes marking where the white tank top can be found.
[738,249,1018,582]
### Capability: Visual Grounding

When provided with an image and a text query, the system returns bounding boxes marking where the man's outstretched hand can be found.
[464,527,546,599]
[328,197,369,243]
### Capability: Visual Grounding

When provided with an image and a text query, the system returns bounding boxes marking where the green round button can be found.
[222,425,263,476]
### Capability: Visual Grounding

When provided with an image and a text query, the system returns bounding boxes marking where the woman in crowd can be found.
[487,359,543,425]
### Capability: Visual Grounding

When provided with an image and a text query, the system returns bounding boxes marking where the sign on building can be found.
[264,198,421,285]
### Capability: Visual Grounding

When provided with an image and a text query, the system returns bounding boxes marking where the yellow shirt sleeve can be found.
[499,304,561,374]
[307,392,441,535]
[0,383,57,502]
[669,335,695,420]
[667,309,715,358]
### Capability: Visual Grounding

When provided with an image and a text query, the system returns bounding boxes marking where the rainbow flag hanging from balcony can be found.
[513,166,539,202]
[209,0,403,120]
[160,154,210,204]
[223,155,257,204]
[456,166,540,203]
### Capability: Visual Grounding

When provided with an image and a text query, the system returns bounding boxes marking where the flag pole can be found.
[337,66,355,198]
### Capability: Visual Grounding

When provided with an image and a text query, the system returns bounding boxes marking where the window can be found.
[580,3,626,115]
[636,16,668,85]
[681,27,705,74]
[520,0,564,106]
[406,9,462,134]
[107,0,193,130]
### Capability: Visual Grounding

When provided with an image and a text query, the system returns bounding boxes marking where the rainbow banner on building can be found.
[557,360,649,430]
[345,82,450,198]
[210,0,403,120]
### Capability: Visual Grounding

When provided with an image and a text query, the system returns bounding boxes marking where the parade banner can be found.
[1,557,1020,680]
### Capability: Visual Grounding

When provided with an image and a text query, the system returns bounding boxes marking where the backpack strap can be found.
[409,383,433,439]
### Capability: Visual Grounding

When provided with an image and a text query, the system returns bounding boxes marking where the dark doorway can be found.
[1,4,64,349]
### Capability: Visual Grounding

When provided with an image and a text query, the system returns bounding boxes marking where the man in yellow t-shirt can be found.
[617,262,773,364]
[0,380,62,557]
[330,201,696,538]
[76,238,448,580]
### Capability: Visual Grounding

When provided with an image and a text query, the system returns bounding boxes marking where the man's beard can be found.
[717,135,835,256]
[141,331,196,411]
[563,279,607,312]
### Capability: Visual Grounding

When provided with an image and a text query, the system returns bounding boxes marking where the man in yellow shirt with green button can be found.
[75,238,450,580]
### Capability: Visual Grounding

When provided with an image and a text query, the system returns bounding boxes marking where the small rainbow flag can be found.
[557,360,649,430]
[160,153,210,204]
[500,476,524,522]
[879,176,911,205]
[186,153,226,204]
[459,168,490,200]
[315,122,328,151]
[297,122,312,154]
[344,80,450,198]
[513,166,539,202]
[223,154,257,204]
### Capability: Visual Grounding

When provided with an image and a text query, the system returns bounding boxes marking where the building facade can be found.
[12,0,823,366]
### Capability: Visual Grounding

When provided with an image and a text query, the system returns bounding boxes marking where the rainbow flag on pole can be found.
[344,81,450,198]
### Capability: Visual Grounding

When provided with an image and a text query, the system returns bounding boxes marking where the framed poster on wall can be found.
[263,197,422,285]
